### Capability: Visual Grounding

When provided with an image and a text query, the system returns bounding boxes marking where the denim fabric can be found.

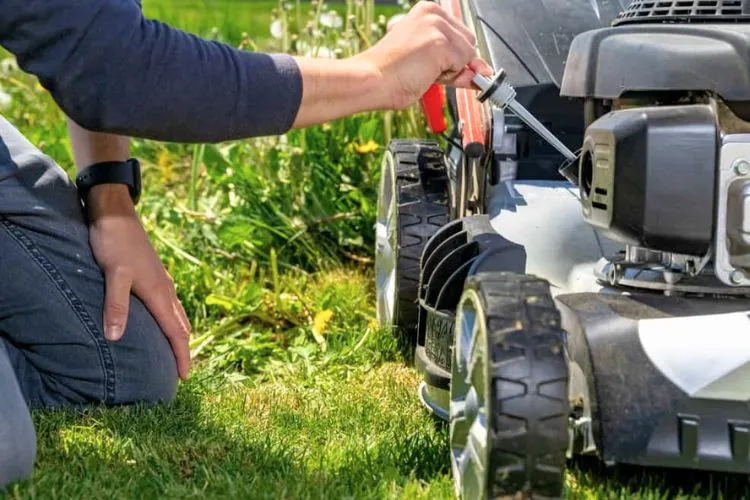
[0,342,35,487]
[0,116,178,486]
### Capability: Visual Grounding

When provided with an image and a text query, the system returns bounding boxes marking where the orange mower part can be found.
[419,84,448,134]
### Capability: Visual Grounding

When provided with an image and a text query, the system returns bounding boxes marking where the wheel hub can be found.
[376,152,398,327]
[450,290,490,499]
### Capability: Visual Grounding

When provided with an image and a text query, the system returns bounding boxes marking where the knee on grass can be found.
[0,410,36,488]
[112,299,180,406]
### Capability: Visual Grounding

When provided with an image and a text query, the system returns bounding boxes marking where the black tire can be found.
[376,140,449,344]
[450,271,569,500]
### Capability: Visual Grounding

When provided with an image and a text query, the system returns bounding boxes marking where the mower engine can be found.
[561,1,750,296]
[377,1,750,497]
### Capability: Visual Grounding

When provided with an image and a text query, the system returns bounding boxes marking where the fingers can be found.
[469,57,493,77]
[104,267,133,341]
[426,12,488,89]
[441,66,475,88]
[140,279,192,380]
[442,58,494,88]
[413,1,477,48]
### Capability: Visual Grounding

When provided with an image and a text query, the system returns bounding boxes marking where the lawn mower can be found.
[375,0,750,497]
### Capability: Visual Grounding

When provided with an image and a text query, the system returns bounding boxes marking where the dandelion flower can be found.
[320,10,343,29]
[354,140,380,154]
[0,58,17,74]
[0,89,11,109]
[270,19,284,40]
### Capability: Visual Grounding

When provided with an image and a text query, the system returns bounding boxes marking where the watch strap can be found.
[75,158,141,205]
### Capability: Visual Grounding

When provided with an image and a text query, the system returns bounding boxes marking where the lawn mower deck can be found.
[376,0,750,498]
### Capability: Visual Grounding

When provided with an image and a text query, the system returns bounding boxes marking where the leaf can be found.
[205,294,240,311]
[357,118,380,142]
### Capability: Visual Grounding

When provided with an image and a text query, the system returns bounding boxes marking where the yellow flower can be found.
[157,149,173,182]
[353,140,380,154]
[312,309,334,339]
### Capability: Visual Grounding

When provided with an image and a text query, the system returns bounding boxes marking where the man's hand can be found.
[86,184,192,380]
[357,1,492,109]
[67,119,191,380]
[292,1,491,128]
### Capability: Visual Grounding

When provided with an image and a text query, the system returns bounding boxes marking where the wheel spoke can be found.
[468,325,486,406]
[458,442,483,500]
[459,307,476,373]
[468,411,488,474]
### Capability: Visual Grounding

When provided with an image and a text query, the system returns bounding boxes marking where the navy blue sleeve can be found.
[0,0,303,143]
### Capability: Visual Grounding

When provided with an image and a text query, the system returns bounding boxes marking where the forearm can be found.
[291,57,387,129]
[0,0,302,143]
[67,119,130,170]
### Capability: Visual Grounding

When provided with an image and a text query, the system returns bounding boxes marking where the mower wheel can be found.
[375,140,449,343]
[450,272,569,499]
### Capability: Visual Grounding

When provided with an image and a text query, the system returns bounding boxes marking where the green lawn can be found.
[1,0,750,498]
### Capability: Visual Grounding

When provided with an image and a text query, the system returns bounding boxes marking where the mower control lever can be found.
[472,71,578,162]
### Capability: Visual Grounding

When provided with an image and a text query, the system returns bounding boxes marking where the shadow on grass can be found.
[13,373,451,498]
[19,386,301,497]
[572,456,750,498]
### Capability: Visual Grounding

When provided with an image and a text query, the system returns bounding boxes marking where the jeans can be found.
[0,116,178,487]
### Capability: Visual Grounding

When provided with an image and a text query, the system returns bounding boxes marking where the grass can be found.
[1,0,749,498]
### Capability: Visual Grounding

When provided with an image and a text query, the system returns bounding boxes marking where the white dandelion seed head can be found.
[270,19,284,40]
[320,10,343,29]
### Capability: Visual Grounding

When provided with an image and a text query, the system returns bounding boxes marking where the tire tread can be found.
[389,140,449,337]
[467,272,568,499]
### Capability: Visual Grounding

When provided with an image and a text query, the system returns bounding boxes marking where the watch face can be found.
[75,159,142,205]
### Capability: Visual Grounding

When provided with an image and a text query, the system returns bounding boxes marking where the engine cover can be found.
[560,24,750,119]
[579,105,718,255]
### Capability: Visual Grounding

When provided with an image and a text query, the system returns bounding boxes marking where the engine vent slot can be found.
[613,0,749,25]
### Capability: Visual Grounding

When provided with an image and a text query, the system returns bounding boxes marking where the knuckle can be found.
[172,326,191,341]
[431,30,449,49]
[415,1,435,14]
[108,265,133,280]
[158,278,177,295]
[107,300,129,317]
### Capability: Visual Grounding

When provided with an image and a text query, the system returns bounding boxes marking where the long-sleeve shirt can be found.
[0,0,304,143]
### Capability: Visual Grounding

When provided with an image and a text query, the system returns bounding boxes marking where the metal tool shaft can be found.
[472,73,577,162]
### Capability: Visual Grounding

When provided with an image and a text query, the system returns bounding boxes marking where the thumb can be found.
[103,268,132,341]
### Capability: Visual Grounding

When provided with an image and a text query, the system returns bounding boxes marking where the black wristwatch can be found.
[75,158,142,205]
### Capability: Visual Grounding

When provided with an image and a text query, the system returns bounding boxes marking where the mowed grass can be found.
[2,0,750,498]
[5,268,750,499]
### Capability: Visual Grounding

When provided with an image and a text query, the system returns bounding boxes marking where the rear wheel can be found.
[375,140,449,342]
[450,272,569,499]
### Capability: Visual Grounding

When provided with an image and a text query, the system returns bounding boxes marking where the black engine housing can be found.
[557,1,750,255]
[578,105,718,255]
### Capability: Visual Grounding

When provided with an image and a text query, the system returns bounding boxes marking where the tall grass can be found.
[0,0,429,372]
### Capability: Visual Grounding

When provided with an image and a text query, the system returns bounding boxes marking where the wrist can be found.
[86,184,137,219]
[347,55,390,111]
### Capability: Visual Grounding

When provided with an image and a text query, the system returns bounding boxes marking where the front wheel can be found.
[450,272,569,499]
[375,140,449,342]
